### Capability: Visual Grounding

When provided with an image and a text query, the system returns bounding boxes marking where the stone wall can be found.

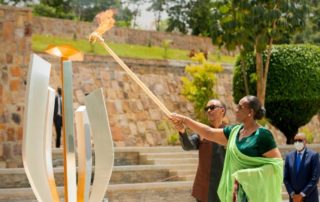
[43,53,236,147]
[0,6,32,168]
[32,16,216,52]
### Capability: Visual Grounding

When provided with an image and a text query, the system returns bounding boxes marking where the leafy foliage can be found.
[292,1,320,44]
[299,127,314,144]
[211,0,313,106]
[32,2,75,19]
[181,53,223,122]
[0,0,30,5]
[147,0,166,31]
[166,0,214,36]
[233,45,320,144]
[166,0,189,34]
[30,0,133,25]
[157,120,179,145]
[161,39,172,59]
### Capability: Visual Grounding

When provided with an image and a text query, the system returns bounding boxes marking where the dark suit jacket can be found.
[284,147,320,202]
[53,95,62,126]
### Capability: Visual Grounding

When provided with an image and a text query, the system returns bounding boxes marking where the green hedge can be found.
[233,45,320,144]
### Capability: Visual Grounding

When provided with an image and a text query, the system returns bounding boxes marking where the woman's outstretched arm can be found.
[170,113,228,146]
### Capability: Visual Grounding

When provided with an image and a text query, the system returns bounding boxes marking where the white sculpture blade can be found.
[85,88,114,202]
[75,106,92,202]
[22,54,59,202]
[62,61,77,202]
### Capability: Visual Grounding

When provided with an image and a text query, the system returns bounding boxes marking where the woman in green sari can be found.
[170,95,283,202]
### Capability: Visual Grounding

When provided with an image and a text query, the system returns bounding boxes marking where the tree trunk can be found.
[285,131,298,144]
[240,52,250,95]
[255,51,265,105]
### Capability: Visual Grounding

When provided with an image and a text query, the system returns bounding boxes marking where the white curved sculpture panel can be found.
[75,106,92,202]
[62,61,77,202]
[85,88,114,202]
[22,54,60,202]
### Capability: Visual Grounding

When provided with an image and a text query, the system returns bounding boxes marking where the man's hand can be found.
[169,113,186,124]
[173,122,185,133]
[292,194,303,202]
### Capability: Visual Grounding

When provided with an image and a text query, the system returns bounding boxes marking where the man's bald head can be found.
[294,133,306,142]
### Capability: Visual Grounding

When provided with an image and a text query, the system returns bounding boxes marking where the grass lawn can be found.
[32,34,236,64]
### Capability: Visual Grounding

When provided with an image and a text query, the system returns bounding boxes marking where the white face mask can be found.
[294,141,305,151]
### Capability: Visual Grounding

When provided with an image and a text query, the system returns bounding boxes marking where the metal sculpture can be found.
[22,54,114,202]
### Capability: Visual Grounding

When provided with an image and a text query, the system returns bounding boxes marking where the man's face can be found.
[294,133,306,151]
[205,100,225,125]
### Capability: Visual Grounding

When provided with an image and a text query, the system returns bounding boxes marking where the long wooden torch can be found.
[88,10,171,117]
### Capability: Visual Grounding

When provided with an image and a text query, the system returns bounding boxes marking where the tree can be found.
[233,45,320,144]
[32,0,133,24]
[166,0,215,36]
[211,0,312,106]
[147,0,166,31]
[181,53,223,123]
[166,0,189,34]
[187,0,214,36]
[0,0,31,6]
[33,0,75,19]
[122,0,143,28]
[292,1,320,44]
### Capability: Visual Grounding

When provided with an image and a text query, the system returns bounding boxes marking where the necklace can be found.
[239,127,259,141]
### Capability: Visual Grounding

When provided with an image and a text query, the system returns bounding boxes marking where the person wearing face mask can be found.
[284,133,320,202]
[178,99,226,202]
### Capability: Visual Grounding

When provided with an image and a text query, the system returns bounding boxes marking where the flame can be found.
[94,9,115,36]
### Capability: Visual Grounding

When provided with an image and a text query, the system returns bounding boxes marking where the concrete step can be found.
[0,181,312,202]
[49,144,320,167]
[52,149,141,167]
[0,164,198,188]
[0,181,194,202]
[169,169,196,176]
[52,146,195,167]
[139,152,198,159]
[142,158,198,165]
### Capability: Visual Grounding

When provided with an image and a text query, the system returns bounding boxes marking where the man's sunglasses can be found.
[204,105,222,112]
[294,139,304,143]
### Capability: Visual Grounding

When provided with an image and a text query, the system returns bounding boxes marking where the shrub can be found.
[181,53,223,123]
[32,3,75,20]
[161,39,172,59]
[233,45,320,144]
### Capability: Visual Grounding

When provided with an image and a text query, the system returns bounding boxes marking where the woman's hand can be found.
[169,113,187,125]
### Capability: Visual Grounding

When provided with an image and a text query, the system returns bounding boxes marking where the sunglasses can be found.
[204,105,222,112]
[294,139,304,143]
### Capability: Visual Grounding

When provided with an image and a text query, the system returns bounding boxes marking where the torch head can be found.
[89,9,115,44]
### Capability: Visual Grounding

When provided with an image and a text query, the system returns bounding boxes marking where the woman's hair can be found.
[244,95,266,120]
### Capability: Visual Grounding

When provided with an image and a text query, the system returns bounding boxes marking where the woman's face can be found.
[235,97,252,122]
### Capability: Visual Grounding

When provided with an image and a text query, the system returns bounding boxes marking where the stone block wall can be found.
[43,53,236,148]
[32,16,215,52]
[0,6,32,168]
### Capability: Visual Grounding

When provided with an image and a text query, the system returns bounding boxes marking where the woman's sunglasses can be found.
[294,139,304,143]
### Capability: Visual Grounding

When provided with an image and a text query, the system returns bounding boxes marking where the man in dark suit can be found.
[178,99,226,202]
[53,87,63,148]
[284,133,320,202]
